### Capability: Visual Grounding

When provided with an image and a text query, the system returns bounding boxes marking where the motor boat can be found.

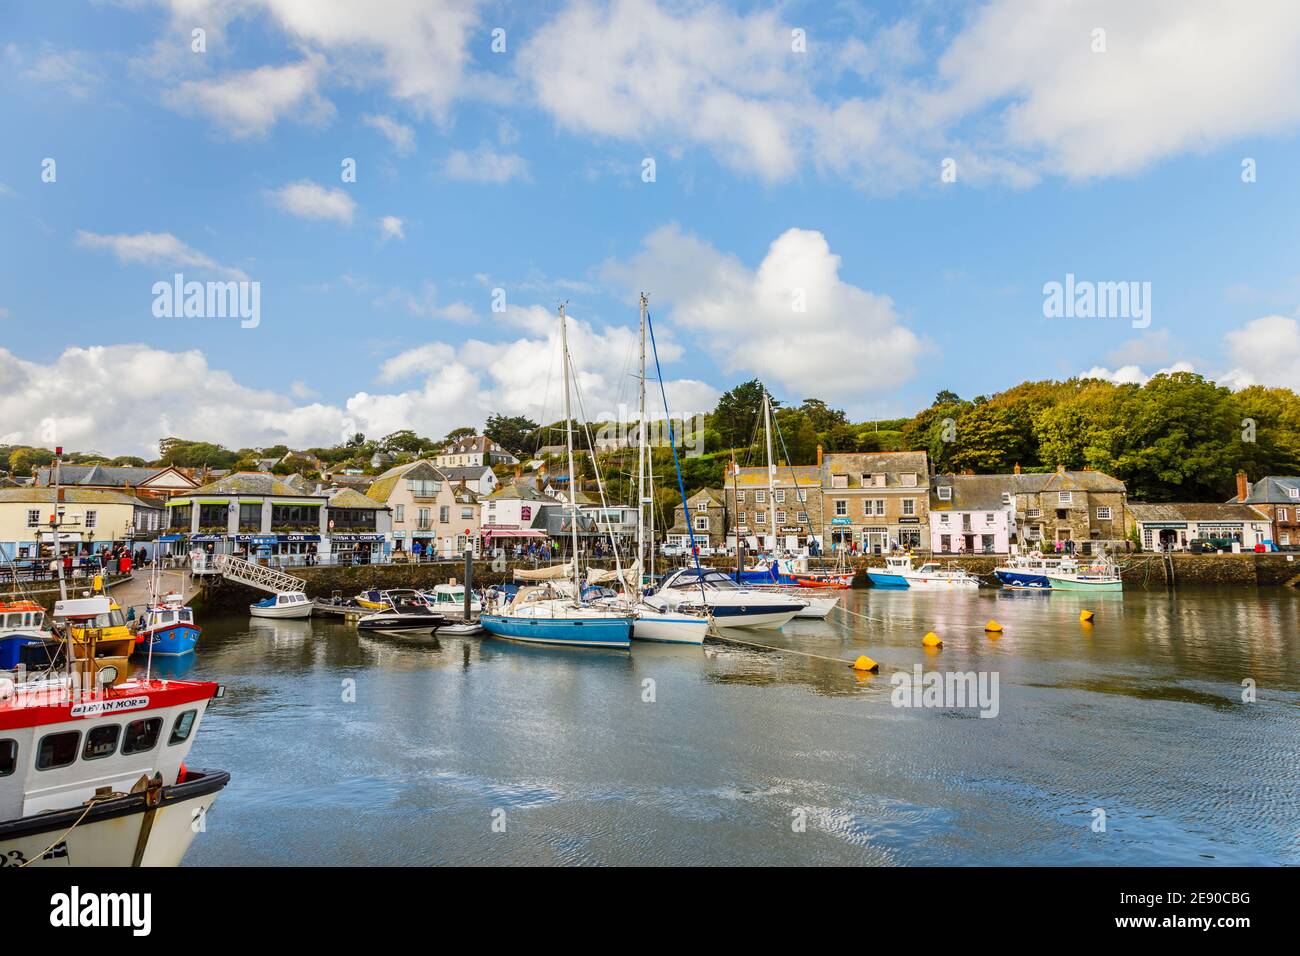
[249,591,313,618]
[0,600,51,669]
[643,567,802,630]
[133,593,201,656]
[867,556,980,590]
[993,553,1073,590]
[357,590,447,630]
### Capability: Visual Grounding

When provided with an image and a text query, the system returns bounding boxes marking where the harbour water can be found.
[171,587,1299,866]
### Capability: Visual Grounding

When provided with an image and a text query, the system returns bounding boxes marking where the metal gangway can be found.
[213,553,305,595]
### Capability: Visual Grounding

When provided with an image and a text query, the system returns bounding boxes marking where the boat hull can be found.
[902,576,979,591]
[133,623,201,656]
[1045,576,1123,592]
[631,610,709,644]
[866,571,910,589]
[0,634,48,670]
[357,613,444,630]
[0,768,228,867]
[249,603,312,619]
[994,570,1052,590]
[480,614,633,648]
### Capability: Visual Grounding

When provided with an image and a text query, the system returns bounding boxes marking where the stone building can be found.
[1010,466,1127,548]
[724,464,824,553]
[666,488,729,550]
[821,451,930,553]
[1127,502,1271,551]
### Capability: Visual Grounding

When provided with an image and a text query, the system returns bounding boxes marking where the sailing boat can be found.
[735,389,840,620]
[479,305,635,649]
[624,293,710,645]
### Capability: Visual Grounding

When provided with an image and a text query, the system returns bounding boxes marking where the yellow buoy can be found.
[853,655,879,672]
[985,619,1003,633]
[922,631,943,647]
[1079,609,1094,623]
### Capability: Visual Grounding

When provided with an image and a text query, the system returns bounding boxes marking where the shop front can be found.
[233,533,321,565]
[897,516,923,550]
[329,533,383,565]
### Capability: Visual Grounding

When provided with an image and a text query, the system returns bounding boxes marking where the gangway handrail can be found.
[212,553,305,595]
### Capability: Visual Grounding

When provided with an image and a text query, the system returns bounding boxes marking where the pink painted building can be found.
[928,475,1016,554]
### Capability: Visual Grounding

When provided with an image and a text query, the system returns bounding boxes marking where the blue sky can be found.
[2,0,1299,456]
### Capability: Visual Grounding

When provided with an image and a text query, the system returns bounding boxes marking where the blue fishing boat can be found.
[993,553,1068,590]
[133,595,201,656]
[0,600,51,669]
[866,555,914,589]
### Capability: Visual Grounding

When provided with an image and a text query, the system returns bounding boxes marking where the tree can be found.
[933,389,962,406]
[381,429,428,454]
[711,379,773,449]
[798,398,848,433]
[157,438,239,469]
[444,426,476,443]
[484,415,539,455]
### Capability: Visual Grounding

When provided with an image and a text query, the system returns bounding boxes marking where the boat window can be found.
[169,709,198,745]
[122,717,163,755]
[0,739,16,776]
[37,730,81,770]
[4,613,17,627]
[83,724,121,760]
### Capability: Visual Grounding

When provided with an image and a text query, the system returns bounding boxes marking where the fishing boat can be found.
[133,596,201,656]
[357,590,447,631]
[0,600,51,670]
[993,553,1071,590]
[867,555,980,590]
[644,567,802,629]
[420,583,482,617]
[0,667,229,866]
[478,304,634,650]
[1045,554,1123,592]
[249,591,312,618]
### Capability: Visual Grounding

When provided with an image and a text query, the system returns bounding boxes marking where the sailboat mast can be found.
[763,390,778,556]
[559,304,581,599]
[636,293,647,600]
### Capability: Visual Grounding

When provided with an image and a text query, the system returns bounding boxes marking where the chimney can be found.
[1236,470,1249,503]
[1013,462,1021,475]
[816,444,823,467]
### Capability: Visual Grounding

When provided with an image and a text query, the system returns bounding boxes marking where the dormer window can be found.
[831,475,848,489]
[900,473,917,487]
[937,486,952,501]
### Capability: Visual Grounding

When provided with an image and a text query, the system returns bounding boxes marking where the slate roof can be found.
[328,487,389,510]
[1011,470,1127,493]
[732,464,822,487]
[0,488,142,506]
[823,451,929,488]
[185,472,320,498]
[34,464,195,489]
[1237,476,1300,505]
[1129,502,1268,522]
[930,474,1013,512]
[365,460,442,504]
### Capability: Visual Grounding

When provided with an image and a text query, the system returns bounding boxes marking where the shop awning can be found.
[482,529,547,539]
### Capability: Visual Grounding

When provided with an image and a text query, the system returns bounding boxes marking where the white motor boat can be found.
[249,591,313,618]
[868,556,980,590]
[643,567,802,630]
[357,590,447,631]
[420,583,483,618]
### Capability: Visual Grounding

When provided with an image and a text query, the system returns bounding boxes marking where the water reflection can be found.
[178,587,1300,866]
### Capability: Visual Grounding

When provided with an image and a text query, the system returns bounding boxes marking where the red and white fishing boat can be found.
[0,662,228,867]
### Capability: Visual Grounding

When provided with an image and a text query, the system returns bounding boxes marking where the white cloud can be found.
[267,180,356,224]
[603,225,923,404]
[165,55,334,138]
[442,146,529,183]
[75,230,247,280]
[1080,362,1197,386]
[18,47,102,98]
[378,215,405,241]
[1221,315,1300,390]
[362,113,416,155]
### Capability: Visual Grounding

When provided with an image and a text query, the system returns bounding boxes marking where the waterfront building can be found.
[821,451,930,553]
[33,463,198,500]
[666,488,729,551]
[1010,466,1127,548]
[1233,472,1300,548]
[1127,502,1271,551]
[163,472,333,562]
[479,481,556,552]
[929,474,1015,554]
[366,460,480,558]
[724,463,824,553]
[0,487,142,560]
[435,435,519,469]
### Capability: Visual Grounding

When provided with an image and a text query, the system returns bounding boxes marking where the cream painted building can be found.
[367,460,481,558]
[0,488,142,560]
